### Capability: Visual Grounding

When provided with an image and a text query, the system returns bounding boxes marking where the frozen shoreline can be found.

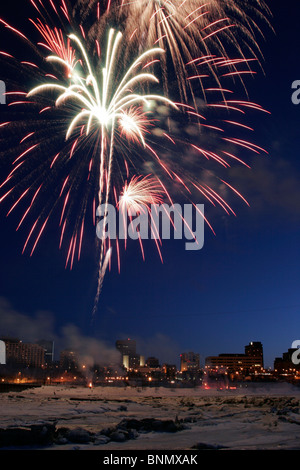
[0,383,300,450]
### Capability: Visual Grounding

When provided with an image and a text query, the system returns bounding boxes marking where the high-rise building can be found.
[122,355,130,370]
[162,364,177,380]
[146,357,160,368]
[116,339,136,357]
[180,352,200,372]
[37,340,54,365]
[245,341,264,367]
[116,339,142,370]
[1,338,45,368]
[59,349,78,371]
[140,356,145,367]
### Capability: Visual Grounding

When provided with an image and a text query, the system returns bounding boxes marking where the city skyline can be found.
[0,333,296,372]
[0,0,299,375]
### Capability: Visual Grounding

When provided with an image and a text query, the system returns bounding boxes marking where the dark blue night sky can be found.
[0,0,299,369]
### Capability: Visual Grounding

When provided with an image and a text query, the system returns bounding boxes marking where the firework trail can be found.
[0,0,271,314]
[27,26,179,310]
[75,0,272,105]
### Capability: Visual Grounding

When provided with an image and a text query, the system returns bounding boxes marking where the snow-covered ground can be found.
[1,383,300,450]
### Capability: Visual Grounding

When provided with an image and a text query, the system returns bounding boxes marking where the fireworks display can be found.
[0,0,271,312]
[76,0,272,104]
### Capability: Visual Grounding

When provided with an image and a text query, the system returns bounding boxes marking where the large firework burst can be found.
[0,0,270,312]
[75,0,272,105]
[27,27,178,308]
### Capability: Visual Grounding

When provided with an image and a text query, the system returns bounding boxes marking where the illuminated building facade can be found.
[205,341,264,373]
[180,352,200,372]
[2,338,45,368]
[116,339,143,370]
[245,341,264,368]
[59,349,78,371]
